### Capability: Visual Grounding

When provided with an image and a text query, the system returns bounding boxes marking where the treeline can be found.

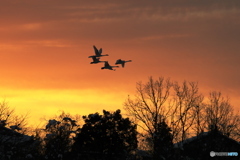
[0,76,239,160]
[1,109,138,160]
[125,76,240,159]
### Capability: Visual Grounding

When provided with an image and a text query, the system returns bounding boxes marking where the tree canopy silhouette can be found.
[72,109,138,160]
[33,112,80,160]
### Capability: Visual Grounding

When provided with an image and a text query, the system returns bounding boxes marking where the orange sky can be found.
[0,0,239,126]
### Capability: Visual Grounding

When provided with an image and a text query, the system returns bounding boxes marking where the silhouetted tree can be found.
[43,112,79,160]
[171,80,204,142]
[204,91,240,141]
[124,77,172,138]
[153,121,173,160]
[0,100,38,160]
[0,100,29,134]
[124,77,203,146]
[72,109,138,160]
[143,120,173,160]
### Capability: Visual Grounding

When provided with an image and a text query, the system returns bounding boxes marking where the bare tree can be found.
[191,103,206,136]
[124,76,205,156]
[124,76,240,153]
[170,81,204,142]
[124,77,172,137]
[204,91,240,141]
[0,100,29,134]
[0,100,14,127]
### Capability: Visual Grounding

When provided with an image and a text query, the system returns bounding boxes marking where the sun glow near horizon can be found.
[0,88,129,126]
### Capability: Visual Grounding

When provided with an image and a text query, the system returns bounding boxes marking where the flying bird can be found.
[90,56,105,64]
[88,45,109,58]
[101,61,119,71]
[115,59,132,68]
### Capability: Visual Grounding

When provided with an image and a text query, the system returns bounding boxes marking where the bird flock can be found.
[88,45,132,71]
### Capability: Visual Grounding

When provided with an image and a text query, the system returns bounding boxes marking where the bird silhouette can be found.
[101,61,119,71]
[90,56,105,64]
[115,59,132,68]
[88,45,109,58]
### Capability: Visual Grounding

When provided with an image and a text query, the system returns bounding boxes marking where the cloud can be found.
[0,0,239,44]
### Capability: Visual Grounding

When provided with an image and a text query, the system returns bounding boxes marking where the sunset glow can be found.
[0,0,239,126]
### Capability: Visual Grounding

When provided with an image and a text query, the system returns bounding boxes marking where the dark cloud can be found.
[1,0,240,43]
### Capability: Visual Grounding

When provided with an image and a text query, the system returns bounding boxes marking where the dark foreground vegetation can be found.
[0,77,239,160]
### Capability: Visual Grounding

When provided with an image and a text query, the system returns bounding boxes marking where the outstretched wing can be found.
[93,45,100,56]
[99,48,102,54]
[104,61,110,67]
